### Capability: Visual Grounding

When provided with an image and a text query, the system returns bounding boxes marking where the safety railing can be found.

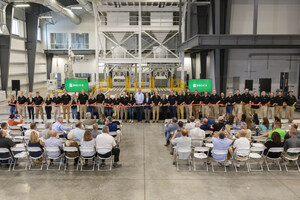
[169,77,185,92]
[125,78,155,93]
[93,77,111,93]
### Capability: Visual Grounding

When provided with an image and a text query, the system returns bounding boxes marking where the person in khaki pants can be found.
[151,91,161,123]
[78,89,88,119]
[260,91,269,119]
[233,89,242,119]
[176,90,185,119]
[18,91,27,118]
[210,89,220,118]
[268,92,275,120]
[120,92,129,122]
[201,91,210,118]
[242,88,251,118]
[96,89,105,118]
[250,91,260,116]
[61,90,71,121]
[113,94,120,120]
[274,91,284,120]
[52,92,61,121]
[34,91,44,120]
[218,92,226,116]
[285,91,297,123]
[192,90,201,119]
[184,89,193,120]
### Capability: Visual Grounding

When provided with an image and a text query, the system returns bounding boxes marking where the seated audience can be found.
[81,130,96,165]
[200,118,211,131]
[185,116,196,132]
[24,123,39,139]
[52,117,72,132]
[96,126,121,168]
[230,130,250,168]
[283,127,300,158]
[239,114,247,125]
[8,114,23,127]
[97,114,106,125]
[189,122,205,147]
[41,121,52,141]
[259,121,285,140]
[263,132,283,158]
[0,122,9,137]
[226,114,235,125]
[69,122,85,141]
[211,130,233,166]
[112,114,121,125]
[0,130,15,162]
[252,114,260,127]
[213,116,225,132]
[259,117,271,134]
[206,111,215,126]
[170,121,184,155]
[28,131,44,161]
[171,128,191,165]
[65,132,80,165]
[164,117,178,146]
[105,116,118,132]
[44,131,63,158]
[91,123,101,138]
[235,122,251,139]
[246,117,255,131]
[284,123,299,140]
[83,112,97,126]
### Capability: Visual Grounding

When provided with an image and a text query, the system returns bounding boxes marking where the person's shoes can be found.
[156,121,159,123]
[170,152,173,155]
[164,143,169,147]
[113,163,122,168]
[172,161,176,165]
[124,120,127,123]
[152,121,155,123]
[234,163,240,168]
[100,163,105,168]
[225,160,232,167]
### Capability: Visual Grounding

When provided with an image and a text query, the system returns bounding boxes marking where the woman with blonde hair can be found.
[9,95,17,115]
[81,130,96,165]
[27,92,35,121]
[88,92,96,116]
[113,94,120,119]
[44,93,53,119]
[66,132,80,166]
[28,131,44,162]
[71,93,78,120]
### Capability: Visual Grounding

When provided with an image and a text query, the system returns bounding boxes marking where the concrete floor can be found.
[0,122,300,200]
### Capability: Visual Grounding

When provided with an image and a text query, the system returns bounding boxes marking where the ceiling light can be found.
[71,7,83,10]
[15,3,30,8]
[39,16,52,19]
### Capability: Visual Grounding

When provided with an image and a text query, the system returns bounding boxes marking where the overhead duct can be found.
[76,0,94,16]
[0,1,9,35]
[7,0,81,24]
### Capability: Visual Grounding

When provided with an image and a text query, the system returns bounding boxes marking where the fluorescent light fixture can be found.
[15,4,30,7]
[71,7,83,10]
[98,63,105,67]
[39,16,52,19]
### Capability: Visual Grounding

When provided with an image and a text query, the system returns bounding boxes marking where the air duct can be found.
[7,0,81,24]
[76,0,94,16]
[0,1,9,35]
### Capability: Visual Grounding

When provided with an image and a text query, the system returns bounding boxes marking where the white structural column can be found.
[92,2,99,81]
[138,2,142,88]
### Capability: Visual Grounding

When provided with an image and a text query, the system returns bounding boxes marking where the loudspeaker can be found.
[245,80,253,90]
[259,78,272,93]
[12,80,20,91]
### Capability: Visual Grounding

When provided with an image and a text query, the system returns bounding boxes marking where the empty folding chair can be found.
[96,147,113,171]
[11,145,29,171]
[0,148,13,171]
[233,148,250,172]
[80,147,96,171]
[248,147,264,172]
[175,147,192,171]
[45,147,64,170]
[63,147,79,171]
[282,148,300,172]
[193,147,209,171]
[264,147,284,171]
[211,150,228,172]
[27,147,44,170]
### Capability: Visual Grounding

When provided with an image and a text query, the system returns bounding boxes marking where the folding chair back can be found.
[80,147,96,158]
[64,147,78,153]
[194,146,209,153]
[235,148,250,157]
[96,147,113,171]
[0,148,12,171]
[191,139,203,148]
[45,147,61,159]
[85,125,93,130]
[265,147,284,171]
[286,148,300,154]
[176,148,191,160]
[80,147,96,171]
[11,146,28,171]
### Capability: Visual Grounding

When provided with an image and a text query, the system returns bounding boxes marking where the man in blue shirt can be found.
[105,116,117,132]
[210,131,233,166]
[200,118,211,131]
[134,88,144,122]
[52,117,72,138]
[69,122,85,141]
[164,117,178,146]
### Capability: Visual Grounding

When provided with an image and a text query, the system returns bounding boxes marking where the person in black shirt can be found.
[210,89,220,118]
[226,91,234,115]
[285,91,297,123]
[176,90,185,119]
[250,91,260,116]
[34,91,44,120]
[105,93,113,117]
[112,94,120,119]
[8,95,17,116]
[18,91,27,118]
[96,89,105,118]
[161,94,169,120]
[233,89,242,118]
[242,88,251,118]
[260,91,270,119]
[218,92,226,116]
[52,92,61,121]
[143,92,152,123]
[61,90,71,121]
[120,92,129,122]
[201,91,210,118]
[185,89,194,120]
[27,92,35,121]
[88,92,96,117]
[78,89,88,119]
[151,91,161,123]
[168,90,177,118]
[268,92,275,120]
[275,91,285,120]
[71,93,78,120]
[44,93,53,120]
[0,130,16,163]
[192,90,201,120]
[128,93,136,122]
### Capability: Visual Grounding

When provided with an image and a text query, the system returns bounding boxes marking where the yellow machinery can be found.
[169,77,185,91]
[93,77,111,93]
[125,77,155,93]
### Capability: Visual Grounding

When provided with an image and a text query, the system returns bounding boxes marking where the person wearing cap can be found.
[274,91,285,120]
[285,91,297,123]
[213,116,225,132]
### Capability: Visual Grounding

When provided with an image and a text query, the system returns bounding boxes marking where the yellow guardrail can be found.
[169,77,185,92]
[125,77,155,93]
[93,77,111,93]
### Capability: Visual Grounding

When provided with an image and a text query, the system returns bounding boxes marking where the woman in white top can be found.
[81,130,96,164]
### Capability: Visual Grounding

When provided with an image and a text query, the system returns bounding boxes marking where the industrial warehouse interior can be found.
[0,0,300,199]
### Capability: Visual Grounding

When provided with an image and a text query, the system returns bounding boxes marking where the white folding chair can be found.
[193,147,209,171]
[80,147,96,171]
[233,148,250,172]
[211,150,228,172]
[175,147,192,171]
[265,147,284,171]
[45,147,64,170]
[27,147,44,170]
[248,147,264,172]
[96,147,113,171]
[85,125,93,130]
[282,148,300,172]
[0,148,13,171]
[191,139,203,149]
[8,126,23,136]
[63,147,79,171]
[11,146,29,171]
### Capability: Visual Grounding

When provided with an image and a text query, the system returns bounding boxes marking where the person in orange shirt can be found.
[8,114,23,130]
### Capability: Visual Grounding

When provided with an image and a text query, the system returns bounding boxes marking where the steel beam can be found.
[253,0,258,35]
[190,53,196,79]
[186,0,191,39]
[44,49,95,55]
[200,51,207,79]
[26,10,39,92]
[46,53,53,80]
[97,6,179,12]
[0,5,13,92]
